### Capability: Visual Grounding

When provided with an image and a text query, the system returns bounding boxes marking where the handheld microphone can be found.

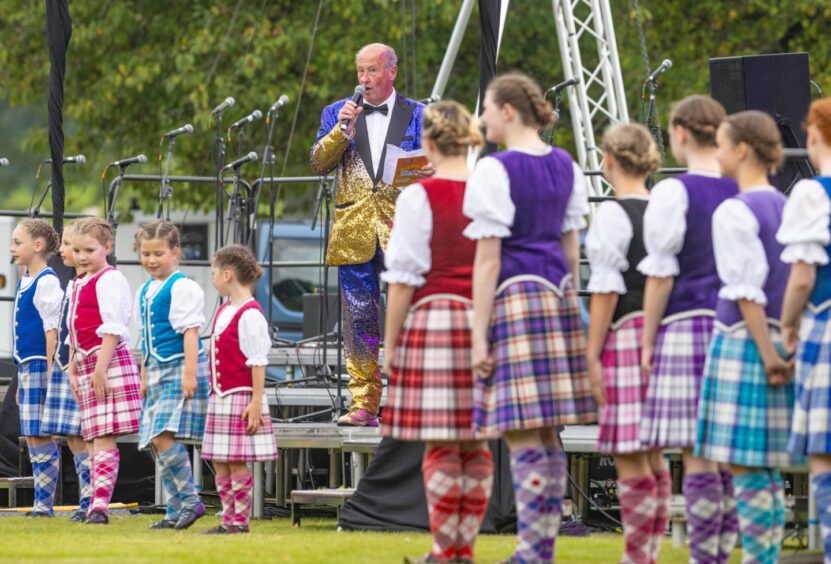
[211,96,235,115]
[221,151,258,171]
[44,154,86,164]
[109,154,147,168]
[419,94,441,105]
[646,59,672,82]
[340,85,366,132]
[546,77,580,95]
[163,124,194,138]
[0,158,8,167]
[270,95,289,112]
[229,110,263,130]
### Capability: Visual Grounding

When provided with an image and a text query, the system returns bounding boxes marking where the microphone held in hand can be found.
[646,59,672,83]
[44,154,86,164]
[109,154,147,168]
[230,110,263,130]
[221,151,258,171]
[340,85,366,132]
[163,124,194,138]
[211,96,235,115]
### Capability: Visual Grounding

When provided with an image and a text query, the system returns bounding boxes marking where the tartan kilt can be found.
[595,314,649,454]
[790,307,831,456]
[695,325,799,467]
[138,354,210,449]
[640,314,714,449]
[473,276,596,434]
[382,295,477,442]
[76,344,142,441]
[41,362,82,437]
[201,390,277,462]
[17,360,50,437]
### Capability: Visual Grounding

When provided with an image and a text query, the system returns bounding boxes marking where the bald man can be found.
[310,43,432,426]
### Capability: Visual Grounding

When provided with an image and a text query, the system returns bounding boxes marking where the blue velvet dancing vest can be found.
[139,272,202,364]
[14,267,59,364]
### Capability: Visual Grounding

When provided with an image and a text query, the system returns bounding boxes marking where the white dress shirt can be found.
[365,90,397,175]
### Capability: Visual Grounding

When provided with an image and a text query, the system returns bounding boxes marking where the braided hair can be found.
[487,72,554,129]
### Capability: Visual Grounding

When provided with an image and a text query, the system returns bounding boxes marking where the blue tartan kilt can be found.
[695,325,799,468]
[41,362,82,437]
[789,307,831,456]
[17,360,50,437]
[138,354,209,450]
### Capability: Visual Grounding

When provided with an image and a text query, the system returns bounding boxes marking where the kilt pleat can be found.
[201,390,277,462]
[790,307,831,456]
[17,360,50,437]
[695,325,798,467]
[138,355,209,449]
[76,345,142,441]
[595,315,649,454]
[41,363,82,437]
[382,295,477,442]
[473,276,596,434]
[639,315,714,449]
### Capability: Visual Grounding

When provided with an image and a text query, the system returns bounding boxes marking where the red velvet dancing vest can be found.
[209,299,264,397]
[69,266,113,358]
[412,177,476,302]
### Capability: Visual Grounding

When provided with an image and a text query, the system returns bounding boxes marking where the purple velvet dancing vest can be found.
[715,189,789,327]
[491,148,575,287]
[664,174,739,316]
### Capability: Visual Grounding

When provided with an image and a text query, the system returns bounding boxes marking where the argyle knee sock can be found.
[29,442,59,515]
[546,447,568,555]
[421,447,463,561]
[768,469,785,564]
[456,448,493,561]
[618,474,658,564]
[811,472,831,564]
[684,472,723,563]
[89,448,120,515]
[718,469,739,564]
[73,451,92,512]
[158,443,201,510]
[651,469,671,563]
[214,474,235,529]
[734,470,774,564]
[230,470,253,529]
[511,447,552,563]
[156,452,181,521]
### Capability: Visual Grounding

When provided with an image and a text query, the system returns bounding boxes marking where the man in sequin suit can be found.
[310,43,430,426]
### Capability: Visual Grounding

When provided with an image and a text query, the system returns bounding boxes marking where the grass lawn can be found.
[0,512,741,563]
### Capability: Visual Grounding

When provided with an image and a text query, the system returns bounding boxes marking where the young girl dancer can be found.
[696,110,795,563]
[201,245,277,535]
[11,218,62,517]
[779,97,831,563]
[465,72,596,563]
[381,100,491,564]
[638,95,739,563]
[67,217,142,524]
[40,222,91,521]
[135,220,209,530]
[586,123,668,563]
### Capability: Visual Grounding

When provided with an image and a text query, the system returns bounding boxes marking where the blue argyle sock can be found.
[812,472,831,564]
[29,442,59,515]
[734,470,775,564]
[73,452,92,512]
[158,442,201,511]
[156,451,181,520]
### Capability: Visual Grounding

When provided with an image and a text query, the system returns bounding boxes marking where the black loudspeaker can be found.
[710,52,814,192]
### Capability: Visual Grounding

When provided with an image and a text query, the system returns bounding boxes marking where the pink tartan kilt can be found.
[595,314,650,454]
[76,344,142,441]
[201,390,277,462]
[383,295,478,442]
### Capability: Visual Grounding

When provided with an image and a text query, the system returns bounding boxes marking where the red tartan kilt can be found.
[382,295,477,442]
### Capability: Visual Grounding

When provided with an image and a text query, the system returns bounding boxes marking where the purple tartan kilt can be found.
[473,276,596,435]
[201,390,277,462]
[76,344,142,441]
[596,314,650,454]
[382,295,478,442]
[639,314,714,449]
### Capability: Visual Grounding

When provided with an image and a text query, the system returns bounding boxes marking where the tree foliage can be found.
[0,0,829,215]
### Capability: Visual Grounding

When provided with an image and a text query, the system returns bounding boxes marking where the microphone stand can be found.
[157,137,176,220]
[643,77,666,161]
[546,92,563,145]
[214,112,227,249]
[30,180,53,218]
[225,165,245,244]
[105,164,131,254]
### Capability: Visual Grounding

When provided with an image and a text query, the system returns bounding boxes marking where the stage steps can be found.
[0,476,34,508]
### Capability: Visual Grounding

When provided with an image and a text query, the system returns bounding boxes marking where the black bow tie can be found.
[362,103,389,116]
